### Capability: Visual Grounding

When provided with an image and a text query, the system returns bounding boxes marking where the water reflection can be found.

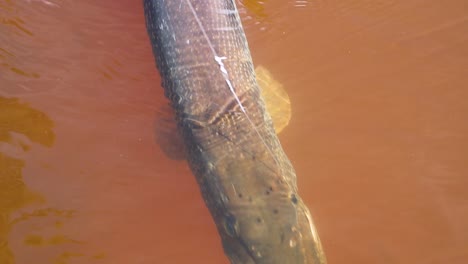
[242,0,268,19]
[0,96,52,263]
[0,97,104,263]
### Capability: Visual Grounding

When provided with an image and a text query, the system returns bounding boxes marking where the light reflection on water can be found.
[1,0,468,263]
[0,97,100,263]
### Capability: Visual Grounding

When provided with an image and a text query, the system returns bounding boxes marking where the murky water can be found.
[1,0,467,263]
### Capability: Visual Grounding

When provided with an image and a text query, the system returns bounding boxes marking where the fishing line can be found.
[184,0,282,170]
[184,0,301,236]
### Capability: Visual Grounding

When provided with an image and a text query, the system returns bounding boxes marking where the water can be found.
[1,0,467,263]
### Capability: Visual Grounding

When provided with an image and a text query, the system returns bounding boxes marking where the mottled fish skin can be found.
[143,0,326,263]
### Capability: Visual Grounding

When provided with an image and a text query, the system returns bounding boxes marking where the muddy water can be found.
[1,0,467,263]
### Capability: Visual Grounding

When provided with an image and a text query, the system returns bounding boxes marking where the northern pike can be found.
[143,0,327,263]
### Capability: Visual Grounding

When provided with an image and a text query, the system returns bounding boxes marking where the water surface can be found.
[1,0,467,263]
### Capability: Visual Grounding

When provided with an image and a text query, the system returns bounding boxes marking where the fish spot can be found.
[290,194,298,204]
[265,190,270,195]
[273,209,279,214]
[204,162,214,172]
[256,217,262,223]
[250,245,262,258]
[238,193,243,198]
[289,238,297,247]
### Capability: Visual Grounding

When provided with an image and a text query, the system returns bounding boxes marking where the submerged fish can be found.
[143,0,327,263]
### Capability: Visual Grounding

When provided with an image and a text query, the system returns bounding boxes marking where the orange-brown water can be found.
[1,0,467,263]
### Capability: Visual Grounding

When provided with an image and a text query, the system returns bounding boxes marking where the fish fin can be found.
[154,103,186,160]
[255,65,291,134]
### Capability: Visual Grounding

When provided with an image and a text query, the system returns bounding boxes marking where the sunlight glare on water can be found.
[1,0,467,263]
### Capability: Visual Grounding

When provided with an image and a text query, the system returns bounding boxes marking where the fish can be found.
[143,0,327,263]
